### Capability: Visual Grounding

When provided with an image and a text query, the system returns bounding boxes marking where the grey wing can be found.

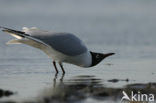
[32,33,88,56]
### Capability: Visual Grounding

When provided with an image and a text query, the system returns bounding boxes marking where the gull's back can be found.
[23,27,87,56]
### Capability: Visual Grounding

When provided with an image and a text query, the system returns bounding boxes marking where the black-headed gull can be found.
[0,26,115,73]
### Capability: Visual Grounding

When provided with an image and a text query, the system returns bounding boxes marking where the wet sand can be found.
[0,74,156,103]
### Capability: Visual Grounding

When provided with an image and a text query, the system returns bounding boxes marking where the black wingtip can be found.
[0,26,26,34]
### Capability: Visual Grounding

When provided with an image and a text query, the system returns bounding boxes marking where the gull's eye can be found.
[96,54,99,58]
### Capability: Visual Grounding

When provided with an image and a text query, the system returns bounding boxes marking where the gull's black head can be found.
[90,52,115,67]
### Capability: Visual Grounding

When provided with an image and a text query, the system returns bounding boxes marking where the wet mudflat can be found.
[0,58,156,103]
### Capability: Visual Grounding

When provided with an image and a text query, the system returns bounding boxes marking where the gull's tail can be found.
[0,26,29,39]
[0,26,31,44]
[0,26,46,45]
[0,26,51,56]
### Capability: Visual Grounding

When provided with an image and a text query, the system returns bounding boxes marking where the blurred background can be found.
[0,0,156,59]
[0,0,156,103]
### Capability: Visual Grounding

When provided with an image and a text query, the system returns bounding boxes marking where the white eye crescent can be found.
[96,55,99,58]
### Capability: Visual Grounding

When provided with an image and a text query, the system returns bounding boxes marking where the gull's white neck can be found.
[63,51,92,67]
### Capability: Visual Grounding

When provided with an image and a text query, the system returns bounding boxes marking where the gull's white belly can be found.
[47,47,92,67]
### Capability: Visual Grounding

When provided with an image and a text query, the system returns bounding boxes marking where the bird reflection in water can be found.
[39,73,109,103]
[53,73,65,88]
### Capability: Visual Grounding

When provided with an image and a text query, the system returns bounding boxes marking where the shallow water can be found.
[0,0,156,103]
